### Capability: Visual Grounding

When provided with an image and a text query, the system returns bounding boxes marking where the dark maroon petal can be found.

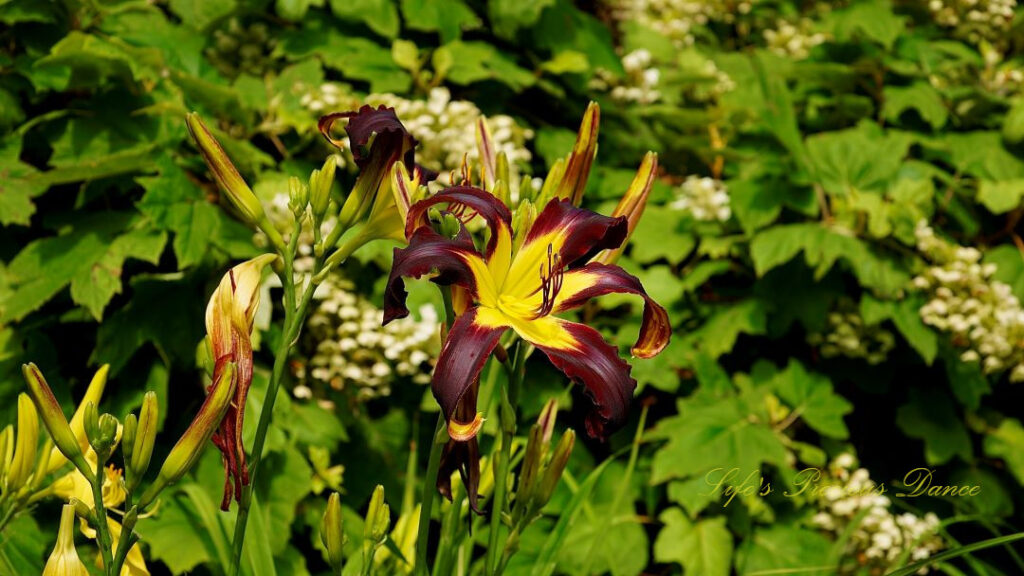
[526,199,628,269]
[555,262,671,358]
[437,436,482,513]
[533,321,636,440]
[432,307,506,424]
[406,186,513,257]
[383,227,486,324]
[318,105,417,171]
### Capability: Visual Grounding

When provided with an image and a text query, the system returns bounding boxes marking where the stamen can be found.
[531,244,564,319]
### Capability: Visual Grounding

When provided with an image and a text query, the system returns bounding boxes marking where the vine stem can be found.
[415,288,457,575]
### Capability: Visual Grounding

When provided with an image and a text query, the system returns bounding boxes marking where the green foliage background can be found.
[1,0,1024,574]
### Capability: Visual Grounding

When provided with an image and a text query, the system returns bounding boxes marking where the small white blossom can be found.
[670,176,731,222]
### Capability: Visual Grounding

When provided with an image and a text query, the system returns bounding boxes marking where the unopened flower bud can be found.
[46,364,108,475]
[310,156,338,224]
[0,425,11,482]
[593,152,657,265]
[122,414,137,464]
[321,492,345,571]
[365,485,390,544]
[115,505,139,557]
[21,364,92,480]
[68,497,95,527]
[495,152,511,194]
[555,102,599,206]
[476,117,497,189]
[128,391,158,492]
[7,394,38,492]
[185,113,285,250]
[536,430,575,507]
[138,363,237,509]
[288,176,309,218]
[84,403,118,463]
[43,504,89,576]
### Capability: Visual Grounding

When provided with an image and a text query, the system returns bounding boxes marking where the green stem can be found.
[90,465,116,576]
[487,343,524,576]
[228,232,325,575]
[414,287,457,575]
[415,414,446,575]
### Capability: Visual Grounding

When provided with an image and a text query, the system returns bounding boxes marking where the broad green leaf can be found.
[684,299,768,359]
[328,0,398,38]
[859,295,938,364]
[277,23,410,93]
[170,0,237,31]
[826,0,905,49]
[628,206,695,264]
[805,122,912,197]
[437,41,535,91]
[896,388,972,465]
[772,360,852,439]
[977,179,1024,214]
[883,82,947,129]
[654,509,732,576]
[135,490,220,573]
[400,0,479,43]
[985,244,1024,300]
[2,214,165,322]
[489,0,555,39]
[983,418,1024,485]
[750,223,909,295]
[940,132,1024,180]
[531,0,621,72]
[0,135,47,226]
[735,525,833,576]
[948,467,1014,517]
[0,515,45,575]
[649,386,787,484]
[1004,97,1024,143]
[35,31,163,87]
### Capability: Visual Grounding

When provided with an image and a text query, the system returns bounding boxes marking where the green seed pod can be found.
[22,364,91,479]
[321,492,345,571]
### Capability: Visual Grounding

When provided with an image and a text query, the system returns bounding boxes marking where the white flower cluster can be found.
[300,82,361,115]
[926,0,1017,45]
[293,277,440,401]
[590,49,662,105]
[763,19,827,60]
[365,88,533,177]
[811,454,944,572]
[607,0,753,47]
[808,302,896,364]
[670,176,731,221]
[913,222,1024,382]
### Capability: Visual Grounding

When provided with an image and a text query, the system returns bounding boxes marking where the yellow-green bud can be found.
[288,176,309,218]
[68,497,96,527]
[516,400,559,521]
[116,505,139,558]
[7,394,38,492]
[138,363,237,509]
[46,364,108,475]
[185,113,285,251]
[128,391,158,492]
[364,484,390,545]
[43,504,89,576]
[0,425,11,482]
[321,492,345,571]
[536,430,575,508]
[310,156,338,224]
[84,403,118,463]
[122,414,137,463]
[22,363,91,479]
[185,113,265,225]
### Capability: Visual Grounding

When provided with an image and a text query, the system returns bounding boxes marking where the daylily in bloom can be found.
[383,186,670,501]
[205,253,277,510]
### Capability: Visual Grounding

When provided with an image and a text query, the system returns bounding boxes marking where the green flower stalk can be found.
[43,504,89,576]
[21,364,92,481]
[138,363,237,509]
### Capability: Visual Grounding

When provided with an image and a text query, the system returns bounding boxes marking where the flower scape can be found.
[3,1,1024,575]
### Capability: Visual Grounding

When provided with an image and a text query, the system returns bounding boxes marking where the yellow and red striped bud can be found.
[593,151,658,265]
